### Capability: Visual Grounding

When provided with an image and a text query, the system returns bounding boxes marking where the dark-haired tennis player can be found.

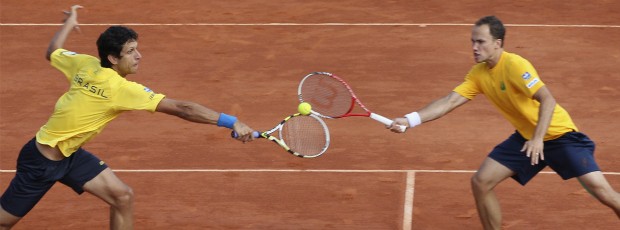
[0,5,256,229]
[389,15,620,229]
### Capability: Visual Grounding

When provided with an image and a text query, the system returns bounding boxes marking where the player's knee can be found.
[470,174,486,191]
[470,173,496,193]
[111,186,134,209]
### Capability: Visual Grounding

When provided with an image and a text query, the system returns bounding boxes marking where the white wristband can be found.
[405,112,421,128]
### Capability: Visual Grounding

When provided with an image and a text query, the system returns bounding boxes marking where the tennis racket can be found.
[298,72,406,132]
[231,113,330,158]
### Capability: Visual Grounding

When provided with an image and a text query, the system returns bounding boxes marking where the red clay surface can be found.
[1,1,620,229]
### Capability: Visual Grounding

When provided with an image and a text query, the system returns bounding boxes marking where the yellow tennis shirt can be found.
[36,49,165,157]
[453,51,577,141]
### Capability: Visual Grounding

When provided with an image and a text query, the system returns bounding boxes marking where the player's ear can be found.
[495,38,503,48]
[107,54,119,65]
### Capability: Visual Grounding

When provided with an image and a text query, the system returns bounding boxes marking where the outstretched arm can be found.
[155,98,256,142]
[46,5,83,61]
[389,91,469,132]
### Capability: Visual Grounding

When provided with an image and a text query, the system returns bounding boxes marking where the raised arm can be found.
[390,91,470,132]
[46,5,83,61]
[155,98,256,142]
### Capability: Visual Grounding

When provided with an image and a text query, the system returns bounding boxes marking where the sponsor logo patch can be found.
[526,78,539,88]
[143,87,153,93]
[61,51,77,56]
[522,72,531,80]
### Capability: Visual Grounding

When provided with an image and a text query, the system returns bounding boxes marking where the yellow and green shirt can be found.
[453,51,576,141]
[36,49,165,157]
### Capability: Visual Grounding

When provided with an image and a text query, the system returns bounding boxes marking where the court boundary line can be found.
[1,23,619,28]
[2,169,620,174]
[403,171,415,230]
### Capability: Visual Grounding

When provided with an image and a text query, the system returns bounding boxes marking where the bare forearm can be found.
[530,86,557,141]
[418,92,468,123]
[532,97,556,141]
[399,92,469,130]
[418,97,451,123]
[46,5,82,60]
[46,25,74,59]
[171,101,220,125]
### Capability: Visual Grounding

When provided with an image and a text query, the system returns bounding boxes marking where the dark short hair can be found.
[475,16,506,47]
[96,26,138,68]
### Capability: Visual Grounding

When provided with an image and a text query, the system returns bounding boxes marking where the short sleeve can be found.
[453,70,480,99]
[50,48,96,82]
[114,80,165,112]
[507,58,545,98]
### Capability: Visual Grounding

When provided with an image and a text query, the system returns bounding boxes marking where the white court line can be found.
[0,169,471,173]
[2,169,620,174]
[1,23,619,28]
[403,171,415,230]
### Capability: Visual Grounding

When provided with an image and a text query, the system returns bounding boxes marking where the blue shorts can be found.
[489,131,599,186]
[0,138,108,217]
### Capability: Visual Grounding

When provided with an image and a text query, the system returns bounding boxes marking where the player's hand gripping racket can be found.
[298,72,406,132]
[232,113,330,158]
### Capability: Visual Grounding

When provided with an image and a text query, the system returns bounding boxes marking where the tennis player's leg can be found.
[1,138,58,229]
[0,206,21,229]
[56,147,133,230]
[82,168,134,230]
[471,157,515,230]
[577,172,620,218]
[545,131,620,219]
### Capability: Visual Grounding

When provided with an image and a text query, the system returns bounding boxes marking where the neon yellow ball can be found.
[298,102,312,115]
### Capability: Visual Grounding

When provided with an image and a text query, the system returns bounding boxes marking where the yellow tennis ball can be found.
[298,102,312,115]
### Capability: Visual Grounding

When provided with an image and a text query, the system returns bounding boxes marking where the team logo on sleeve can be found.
[526,78,540,88]
[522,72,531,80]
[143,87,156,100]
[61,51,77,56]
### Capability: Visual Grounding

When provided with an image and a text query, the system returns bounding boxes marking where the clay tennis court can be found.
[1,0,619,229]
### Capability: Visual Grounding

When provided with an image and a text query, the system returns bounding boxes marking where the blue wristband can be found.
[217,113,237,129]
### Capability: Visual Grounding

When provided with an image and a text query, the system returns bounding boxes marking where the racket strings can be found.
[300,75,353,118]
[280,116,328,156]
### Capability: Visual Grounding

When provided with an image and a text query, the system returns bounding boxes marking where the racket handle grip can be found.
[370,113,407,132]
[231,131,260,138]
